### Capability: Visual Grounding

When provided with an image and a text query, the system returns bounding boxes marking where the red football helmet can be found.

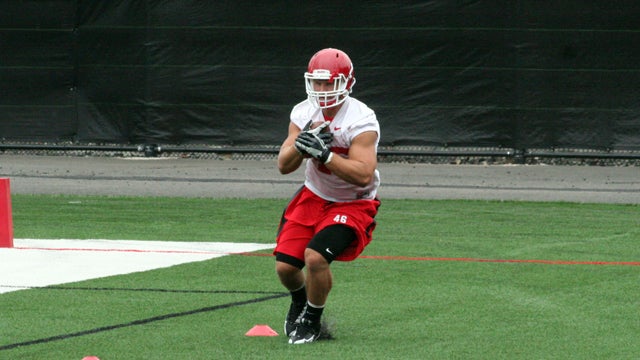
[304,48,356,109]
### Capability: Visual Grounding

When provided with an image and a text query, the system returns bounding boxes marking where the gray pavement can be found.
[1,155,639,204]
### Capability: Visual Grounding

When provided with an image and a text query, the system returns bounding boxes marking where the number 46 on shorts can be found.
[333,214,348,223]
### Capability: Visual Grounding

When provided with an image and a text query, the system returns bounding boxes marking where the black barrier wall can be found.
[1,1,639,151]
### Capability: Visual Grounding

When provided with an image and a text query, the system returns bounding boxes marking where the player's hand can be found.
[301,119,314,132]
[295,131,333,164]
[300,120,333,145]
[295,120,333,161]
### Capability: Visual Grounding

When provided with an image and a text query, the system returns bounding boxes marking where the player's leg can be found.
[289,224,356,344]
[275,253,305,290]
[305,224,356,307]
[275,254,307,336]
[275,219,314,337]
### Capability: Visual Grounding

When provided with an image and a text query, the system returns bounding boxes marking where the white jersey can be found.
[290,97,381,202]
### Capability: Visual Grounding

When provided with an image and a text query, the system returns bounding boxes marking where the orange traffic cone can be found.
[245,324,279,337]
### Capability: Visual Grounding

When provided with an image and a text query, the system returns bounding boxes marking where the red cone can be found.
[245,324,279,337]
[0,178,13,248]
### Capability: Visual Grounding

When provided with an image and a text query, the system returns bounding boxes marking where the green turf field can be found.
[1,195,639,359]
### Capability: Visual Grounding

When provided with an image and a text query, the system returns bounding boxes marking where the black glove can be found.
[294,121,334,163]
[300,120,333,145]
[295,132,333,163]
[316,132,333,147]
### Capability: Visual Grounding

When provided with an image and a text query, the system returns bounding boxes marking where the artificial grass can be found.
[1,195,638,359]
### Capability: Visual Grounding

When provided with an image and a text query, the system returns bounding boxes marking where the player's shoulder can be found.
[290,100,322,129]
[338,97,379,139]
[345,97,375,116]
[342,97,377,127]
[290,99,315,118]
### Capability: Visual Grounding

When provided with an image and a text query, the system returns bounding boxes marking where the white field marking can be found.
[0,239,274,294]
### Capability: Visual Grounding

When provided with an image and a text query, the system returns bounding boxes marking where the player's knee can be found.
[276,261,294,276]
[275,256,303,280]
[304,248,329,272]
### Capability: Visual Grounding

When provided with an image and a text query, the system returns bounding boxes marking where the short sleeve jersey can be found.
[289,97,381,202]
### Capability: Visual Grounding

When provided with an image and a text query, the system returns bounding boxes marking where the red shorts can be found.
[274,186,380,262]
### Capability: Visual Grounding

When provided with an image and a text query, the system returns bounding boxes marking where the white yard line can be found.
[0,239,274,294]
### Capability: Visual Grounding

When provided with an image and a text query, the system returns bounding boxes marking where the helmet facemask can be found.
[304,69,355,109]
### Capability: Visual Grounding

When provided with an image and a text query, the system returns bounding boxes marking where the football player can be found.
[275,48,381,344]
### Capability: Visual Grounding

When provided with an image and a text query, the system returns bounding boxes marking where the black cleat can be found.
[284,302,306,337]
[288,317,321,344]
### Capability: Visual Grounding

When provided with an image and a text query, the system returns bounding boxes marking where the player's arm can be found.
[325,131,378,187]
[278,122,305,174]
